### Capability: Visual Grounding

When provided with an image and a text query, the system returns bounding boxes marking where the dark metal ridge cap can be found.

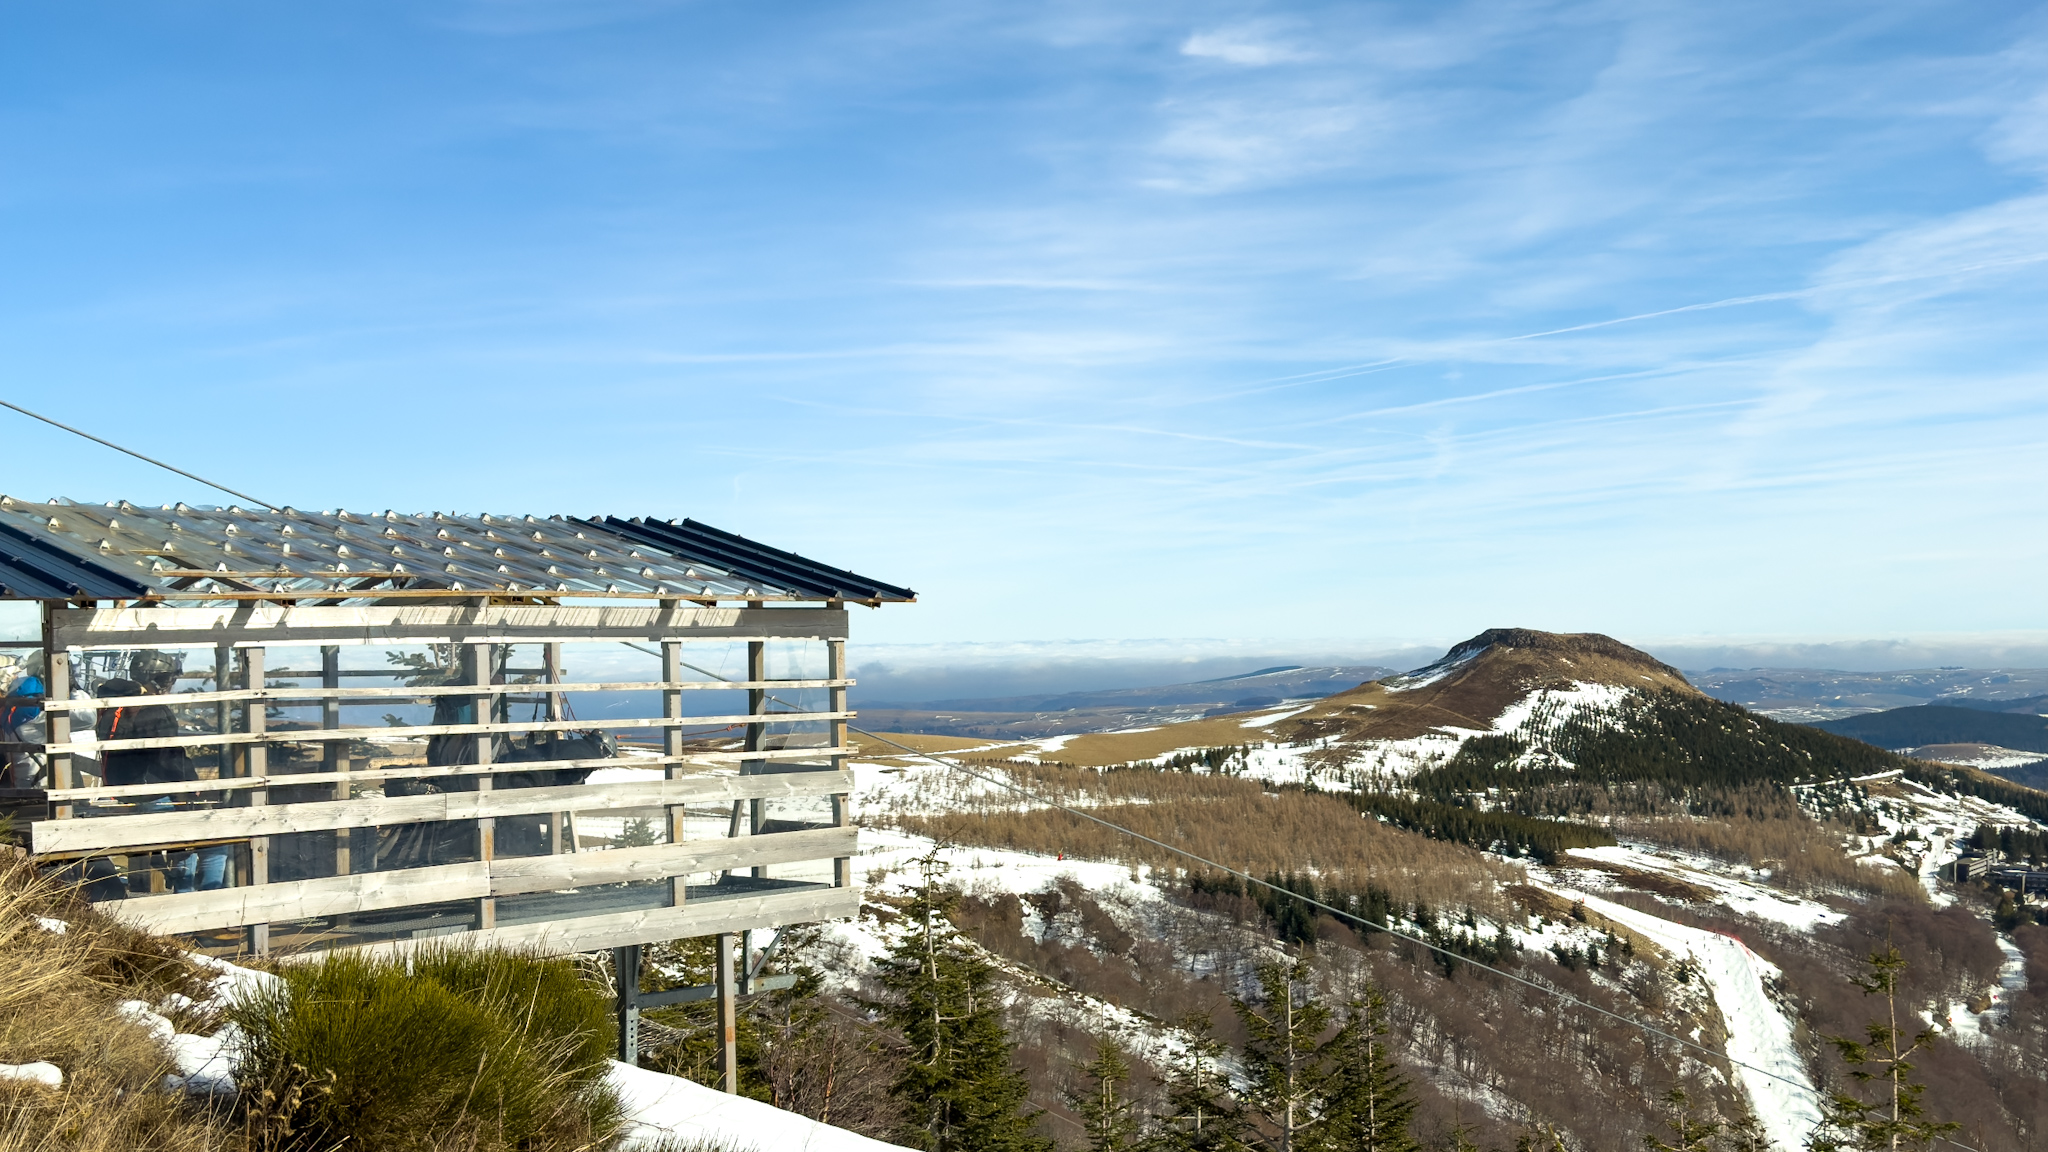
[588,516,915,604]
[0,520,154,600]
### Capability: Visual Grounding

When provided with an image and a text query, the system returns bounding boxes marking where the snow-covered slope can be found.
[611,1061,909,1151]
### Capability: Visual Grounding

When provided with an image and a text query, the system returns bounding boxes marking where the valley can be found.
[792,629,2048,1151]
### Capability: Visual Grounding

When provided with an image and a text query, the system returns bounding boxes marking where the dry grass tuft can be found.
[0,853,219,1152]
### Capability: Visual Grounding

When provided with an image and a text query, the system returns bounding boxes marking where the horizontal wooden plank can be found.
[47,709,845,754]
[106,827,857,935]
[43,678,853,711]
[40,746,848,802]
[488,827,854,893]
[109,860,489,935]
[50,603,847,650]
[29,769,854,854]
[340,884,860,961]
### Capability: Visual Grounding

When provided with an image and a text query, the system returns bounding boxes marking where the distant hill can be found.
[1687,667,2048,722]
[858,664,1395,739]
[1941,693,2048,715]
[1274,626,1699,744]
[1811,705,2048,755]
[894,664,1394,713]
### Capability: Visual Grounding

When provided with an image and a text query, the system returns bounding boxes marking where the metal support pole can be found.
[739,928,754,996]
[614,943,641,1066]
[717,932,739,1093]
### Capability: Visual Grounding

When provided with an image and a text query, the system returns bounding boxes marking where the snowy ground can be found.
[611,1060,907,1151]
[23,916,905,1151]
[1553,845,1844,931]
[1532,885,1823,1152]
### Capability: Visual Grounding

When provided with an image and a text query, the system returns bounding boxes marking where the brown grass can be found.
[1612,813,1927,901]
[851,731,1032,758]
[0,853,221,1152]
[895,763,1520,916]
[1002,714,1287,768]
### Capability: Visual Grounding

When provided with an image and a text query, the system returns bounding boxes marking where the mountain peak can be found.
[1283,627,1697,742]
[1438,628,1690,681]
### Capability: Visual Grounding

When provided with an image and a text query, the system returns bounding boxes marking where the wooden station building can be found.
[0,495,912,1064]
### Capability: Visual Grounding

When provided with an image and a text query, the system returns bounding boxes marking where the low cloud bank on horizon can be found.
[847,632,2048,702]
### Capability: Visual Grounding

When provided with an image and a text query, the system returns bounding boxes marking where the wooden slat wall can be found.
[109,827,856,935]
[343,885,860,961]
[30,769,855,854]
[32,600,862,957]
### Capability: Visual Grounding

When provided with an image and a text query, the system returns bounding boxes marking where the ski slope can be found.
[1553,889,1823,1151]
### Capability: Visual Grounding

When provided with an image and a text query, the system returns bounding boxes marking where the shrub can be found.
[232,946,620,1152]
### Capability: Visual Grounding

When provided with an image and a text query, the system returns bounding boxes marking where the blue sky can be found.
[2,1,2042,649]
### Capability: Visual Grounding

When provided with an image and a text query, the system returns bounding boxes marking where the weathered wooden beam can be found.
[339,885,860,961]
[36,745,852,802]
[29,769,855,854]
[40,678,854,712]
[43,709,849,755]
[110,827,855,936]
[50,604,848,650]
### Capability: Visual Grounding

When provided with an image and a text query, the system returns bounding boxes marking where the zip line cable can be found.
[624,648,1922,1142]
[0,399,279,511]
[842,725,1985,1152]
[0,405,1970,1145]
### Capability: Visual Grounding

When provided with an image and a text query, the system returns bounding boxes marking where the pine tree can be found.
[1233,956,1334,1152]
[1642,1089,1718,1152]
[1323,987,1418,1152]
[1151,1013,1246,1152]
[875,850,1053,1152]
[1069,1037,1141,1152]
[1808,945,1959,1152]
[1720,1107,1772,1152]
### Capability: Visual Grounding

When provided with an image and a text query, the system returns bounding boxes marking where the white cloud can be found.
[1180,27,1310,67]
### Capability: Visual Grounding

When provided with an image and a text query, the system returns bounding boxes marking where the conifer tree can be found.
[874,851,1053,1152]
[1151,1013,1246,1152]
[1720,1107,1772,1152]
[1324,987,1418,1152]
[1642,1089,1718,1152]
[1233,956,1334,1152]
[1069,1037,1141,1152]
[1808,945,1958,1152]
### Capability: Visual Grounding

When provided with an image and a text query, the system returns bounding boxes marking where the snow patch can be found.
[1544,886,1821,1151]
[0,1062,62,1089]
[610,1060,909,1150]
[1240,705,1311,729]
[1559,846,1844,931]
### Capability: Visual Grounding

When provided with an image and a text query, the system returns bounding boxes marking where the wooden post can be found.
[547,641,568,855]
[717,932,739,1093]
[44,604,71,820]
[323,646,349,878]
[662,630,686,906]
[828,635,851,889]
[614,943,641,1066]
[472,640,496,931]
[746,640,766,879]
[246,646,269,956]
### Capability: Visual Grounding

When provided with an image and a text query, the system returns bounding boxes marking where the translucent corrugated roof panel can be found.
[0,497,914,604]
